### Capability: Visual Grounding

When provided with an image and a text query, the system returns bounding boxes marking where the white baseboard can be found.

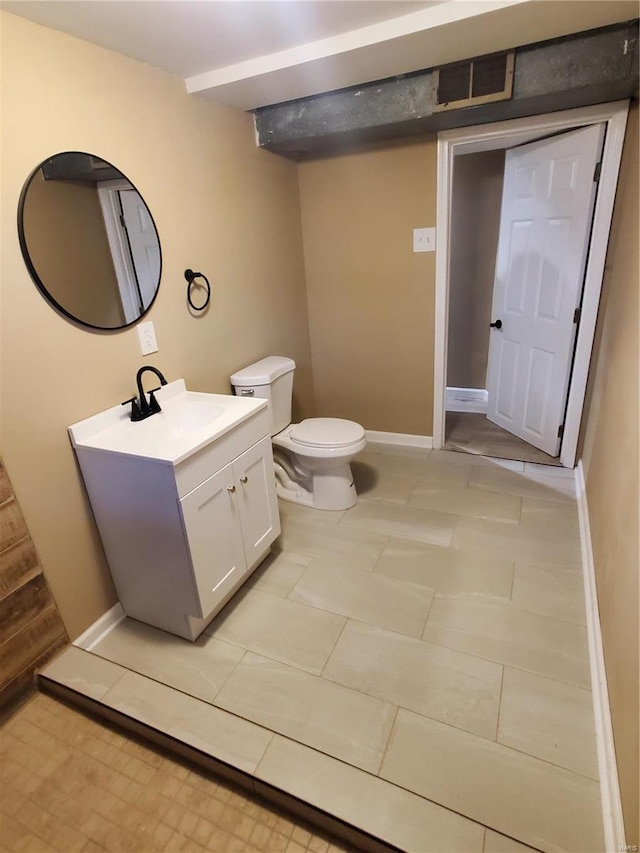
[445,387,488,413]
[575,461,626,853]
[365,430,433,450]
[73,602,125,651]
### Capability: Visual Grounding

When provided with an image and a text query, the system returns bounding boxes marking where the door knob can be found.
[490,319,503,330]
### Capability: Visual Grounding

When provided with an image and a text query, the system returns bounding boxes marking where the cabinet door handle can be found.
[240,476,248,484]
[227,485,236,493]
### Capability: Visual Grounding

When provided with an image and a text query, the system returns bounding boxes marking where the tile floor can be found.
[0,691,351,853]
[444,413,563,467]
[39,447,604,853]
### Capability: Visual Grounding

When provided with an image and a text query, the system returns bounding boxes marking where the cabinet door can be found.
[233,436,280,568]
[179,463,245,618]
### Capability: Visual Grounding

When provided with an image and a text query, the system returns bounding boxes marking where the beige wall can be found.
[298,141,437,435]
[0,12,314,640]
[580,105,639,846]
[447,150,504,389]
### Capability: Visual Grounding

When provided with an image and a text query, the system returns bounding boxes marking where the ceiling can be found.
[2,0,638,110]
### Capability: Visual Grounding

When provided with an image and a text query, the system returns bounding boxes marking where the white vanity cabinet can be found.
[179,436,279,619]
[69,382,280,641]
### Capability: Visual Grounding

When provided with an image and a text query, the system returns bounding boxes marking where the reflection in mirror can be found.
[18,152,162,330]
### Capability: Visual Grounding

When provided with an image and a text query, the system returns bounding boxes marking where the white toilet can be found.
[230,357,366,511]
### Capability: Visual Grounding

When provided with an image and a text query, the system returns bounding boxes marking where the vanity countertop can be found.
[68,379,268,465]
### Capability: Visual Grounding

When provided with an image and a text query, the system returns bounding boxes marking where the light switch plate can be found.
[413,227,436,253]
[137,321,158,355]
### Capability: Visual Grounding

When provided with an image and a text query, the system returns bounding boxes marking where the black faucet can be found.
[121,366,168,421]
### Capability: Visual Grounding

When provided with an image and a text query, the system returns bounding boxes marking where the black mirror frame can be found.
[17,151,163,332]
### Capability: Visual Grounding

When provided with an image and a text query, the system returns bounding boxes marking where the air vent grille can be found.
[434,51,514,112]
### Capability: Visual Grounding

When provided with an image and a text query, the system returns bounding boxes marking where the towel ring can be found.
[184,269,211,312]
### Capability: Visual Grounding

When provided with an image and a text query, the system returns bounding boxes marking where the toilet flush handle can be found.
[239,389,255,396]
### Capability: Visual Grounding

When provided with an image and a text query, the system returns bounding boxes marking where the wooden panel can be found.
[0,498,28,553]
[0,573,55,645]
[0,538,40,597]
[0,459,68,715]
[0,462,11,504]
[0,606,67,686]
[0,639,68,717]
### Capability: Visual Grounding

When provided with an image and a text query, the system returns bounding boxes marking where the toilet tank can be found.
[230,357,295,436]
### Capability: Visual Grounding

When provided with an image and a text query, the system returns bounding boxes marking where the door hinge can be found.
[573,307,582,325]
[593,161,602,183]
[558,424,565,439]
[119,213,126,228]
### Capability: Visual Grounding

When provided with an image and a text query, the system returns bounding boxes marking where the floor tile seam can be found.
[425,589,591,643]
[374,704,400,777]
[13,789,75,835]
[405,497,524,526]
[512,560,586,577]
[281,520,390,557]
[348,494,463,529]
[281,588,430,642]
[494,664,506,744]
[458,516,579,544]
[493,729,601,783]
[285,554,439,608]
[65,656,280,760]
[504,599,588,629]
[409,477,526,502]
[372,761,546,853]
[383,710,602,794]
[463,479,577,503]
[501,665,595,702]
[279,507,347,528]
[520,493,580,509]
[414,631,592,692]
[317,666,501,745]
[317,616,351,682]
[254,710,522,848]
[338,524,457,551]
[449,593,592,635]
[280,548,383,575]
[297,552,388,581]
[86,643,242,703]
[449,538,583,568]
[231,613,498,694]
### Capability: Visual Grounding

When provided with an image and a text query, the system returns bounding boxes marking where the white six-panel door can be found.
[119,188,161,311]
[486,124,605,456]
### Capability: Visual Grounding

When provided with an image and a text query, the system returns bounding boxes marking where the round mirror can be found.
[18,151,162,330]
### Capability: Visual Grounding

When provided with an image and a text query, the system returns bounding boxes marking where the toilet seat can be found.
[290,418,365,449]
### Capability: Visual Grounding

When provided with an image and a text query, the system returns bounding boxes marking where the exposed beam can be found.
[254,21,639,159]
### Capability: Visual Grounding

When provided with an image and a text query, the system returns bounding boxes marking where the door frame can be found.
[433,100,629,467]
[97,178,141,324]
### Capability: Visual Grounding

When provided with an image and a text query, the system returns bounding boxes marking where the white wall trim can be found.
[434,100,630,466]
[445,387,488,413]
[365,430,433,450]
[575,461,626,853]
[72,602,125,651]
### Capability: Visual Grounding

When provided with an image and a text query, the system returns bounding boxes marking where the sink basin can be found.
[146,400,227,440]
[69,379,268,463]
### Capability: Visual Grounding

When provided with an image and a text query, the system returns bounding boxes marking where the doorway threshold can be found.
[444,412,563,467]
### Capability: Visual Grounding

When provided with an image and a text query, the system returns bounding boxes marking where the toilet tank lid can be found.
[230,356,295,386]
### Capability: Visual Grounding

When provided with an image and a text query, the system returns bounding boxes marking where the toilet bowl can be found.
[230,358,366,511]
[273,418,366,510]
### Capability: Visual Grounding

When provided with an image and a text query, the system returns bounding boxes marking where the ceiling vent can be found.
[433,51,514,112]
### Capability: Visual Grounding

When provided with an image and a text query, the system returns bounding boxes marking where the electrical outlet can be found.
[413,227,436,253]
[137,321,158,355]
